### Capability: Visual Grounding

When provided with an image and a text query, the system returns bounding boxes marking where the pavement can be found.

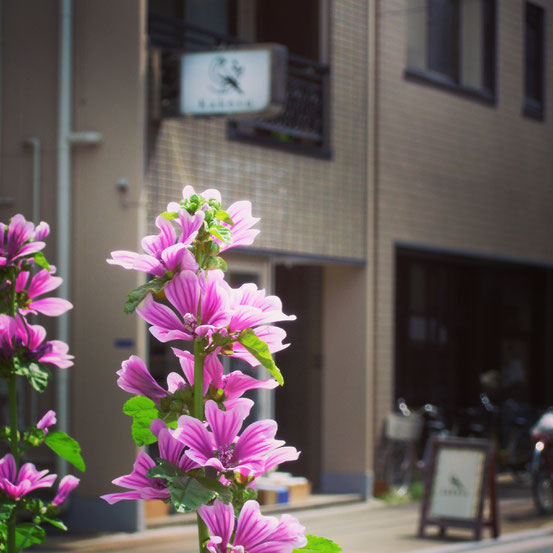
[33,475,553,553]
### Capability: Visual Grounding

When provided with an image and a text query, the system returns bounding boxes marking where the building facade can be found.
[0,0,552,533]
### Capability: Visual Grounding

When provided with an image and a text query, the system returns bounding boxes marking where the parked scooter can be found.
[530,410,553,514]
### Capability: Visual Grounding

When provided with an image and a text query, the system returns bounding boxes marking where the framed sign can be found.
[180,44,287,118]
[418,437,499,541]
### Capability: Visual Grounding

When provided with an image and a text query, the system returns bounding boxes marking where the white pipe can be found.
[56,0,72,478]
[56,0,102,477]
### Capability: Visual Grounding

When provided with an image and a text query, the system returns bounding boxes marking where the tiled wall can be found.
[373,0,553,455]
[145,0,368,261]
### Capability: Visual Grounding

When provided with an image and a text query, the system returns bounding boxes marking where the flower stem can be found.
[193,341,205,421]
[193,340,208,552]
[6,376,17,553]
[7,274,18,552]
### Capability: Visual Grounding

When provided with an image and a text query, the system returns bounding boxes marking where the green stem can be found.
[7,274,18,552]
[8,375,19,462]
[6,377,17,553]
[193,341,205,421]
[193,340,208,552]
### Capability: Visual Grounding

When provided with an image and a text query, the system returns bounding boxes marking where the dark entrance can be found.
[395,247,553,416]
[274,264,323,490]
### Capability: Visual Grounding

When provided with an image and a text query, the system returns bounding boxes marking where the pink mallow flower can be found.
[172,399,299,479]
[0,453,57,500]
[168,186,260,252]
[0,314,74,369]
[116,355,168,404]
[199,499,307,553]
[37,410,57,434]
[0,214,48,267]
[52,474,80,506]
[108,215,199,278]
[173,350,279,400]
[101,419,198,504]
[136,269,230,343]
[225,282,295,366]
[15,266,73,317]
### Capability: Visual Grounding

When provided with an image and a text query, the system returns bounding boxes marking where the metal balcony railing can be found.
[148,12,331,158]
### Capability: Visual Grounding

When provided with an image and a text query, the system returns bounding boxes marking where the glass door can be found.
[225,257,274,424]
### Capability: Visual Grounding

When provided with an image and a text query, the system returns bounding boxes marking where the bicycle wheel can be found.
[385,440,415,495]
[532,469,553,514]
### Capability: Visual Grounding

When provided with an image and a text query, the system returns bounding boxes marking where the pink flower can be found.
[137,270,230,343]
[52,474,80,506]
[101,420,198,505]
[108,215,199,278]
[37,410,57,434]
[216,200,260,252]
[172,400,299,479]
[116,355,168,404]
[0,453,57,500]
[199,499,307,553]
[168,187,260,252]
[0,314,74,369]
[173,351,278,400]
[15,267,73,317]
[0,214,47,267]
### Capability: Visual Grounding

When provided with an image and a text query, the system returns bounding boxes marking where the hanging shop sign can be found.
[418,437,499,541]
[180,44,287,118]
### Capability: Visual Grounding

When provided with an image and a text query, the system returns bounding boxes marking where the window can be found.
[148,0,331,158]
[406,0,496,101]
[524,2,545,120]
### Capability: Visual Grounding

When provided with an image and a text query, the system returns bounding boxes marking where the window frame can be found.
[524,1,546,121]
[404,0,497,105]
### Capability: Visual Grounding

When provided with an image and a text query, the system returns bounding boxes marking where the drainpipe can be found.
[57,0,102,476]
[366,0,378,495]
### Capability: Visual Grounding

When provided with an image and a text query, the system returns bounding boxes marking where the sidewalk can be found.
[35,476,553,553]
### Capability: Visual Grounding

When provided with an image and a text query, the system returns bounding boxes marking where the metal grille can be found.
[148,12,330,158]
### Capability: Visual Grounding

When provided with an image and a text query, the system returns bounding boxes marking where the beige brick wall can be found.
[374,0,553,451]
[146,0,368,261]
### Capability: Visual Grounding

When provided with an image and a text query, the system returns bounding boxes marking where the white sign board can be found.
[429,448,485,520]
[180,45,287,117]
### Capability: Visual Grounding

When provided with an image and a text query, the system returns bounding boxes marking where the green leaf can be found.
[33,251,50,271]
[209,225,233,245]
[293,535,342,553]
[124,278,167,314]
[146,459,187,480]
[44,431,86,472]
[160,211,179,220]
[237,329,284,385]
[0,499,15,521]
[42,516,68,531]
[13,360,51,393]
[215,210,234,226]
[206,256,228,271]
[167,476,226,513]
[147,460,232,512]
[122,396,160,446]
[15,523,45,551]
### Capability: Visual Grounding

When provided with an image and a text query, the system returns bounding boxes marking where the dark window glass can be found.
[256,0,319,61]
[524,2,545,118]
[428,0,459,81]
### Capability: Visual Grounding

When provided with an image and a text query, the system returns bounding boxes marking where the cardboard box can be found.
[144,499,170,519]
[257,485,290,505]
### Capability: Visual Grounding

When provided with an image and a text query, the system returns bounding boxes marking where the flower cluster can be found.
[102,188,338,553]
[0,214,83,552]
